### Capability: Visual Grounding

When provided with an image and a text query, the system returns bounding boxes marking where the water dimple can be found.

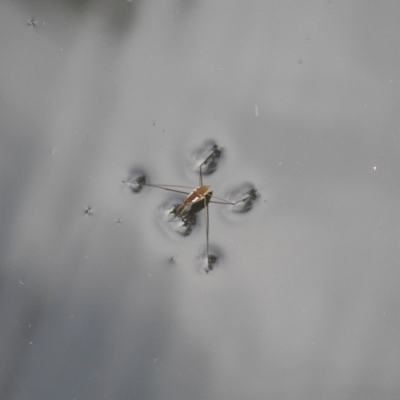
[158,198,197,237]
[223,183,259,214]
[189,140,223,177]
[123,168,147,193]
[196,245,224,273]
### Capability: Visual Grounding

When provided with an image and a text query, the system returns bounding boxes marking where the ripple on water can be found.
[220,182,259,214]
[196,244,224,274]
[123,167,147,193]
[187,140,223,177]
[157,197,198,237]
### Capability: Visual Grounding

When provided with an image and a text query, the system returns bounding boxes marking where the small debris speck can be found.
[27,19,37,28]
[84,206,93,216]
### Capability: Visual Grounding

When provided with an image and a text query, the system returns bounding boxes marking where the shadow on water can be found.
[20,0,139,37]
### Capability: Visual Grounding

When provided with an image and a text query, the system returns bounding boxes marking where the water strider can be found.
[125,143,258,272]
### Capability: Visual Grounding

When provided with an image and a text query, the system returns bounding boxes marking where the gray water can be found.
[1,1,400,399]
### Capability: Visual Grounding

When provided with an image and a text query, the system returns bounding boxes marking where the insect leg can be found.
[211,189,258,205]
[123,174,192,195]
[208,188,258,214]
[206,198,209,256]
[198,144,221,186]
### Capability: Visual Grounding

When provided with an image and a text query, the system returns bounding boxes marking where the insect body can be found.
[175,185,212,215]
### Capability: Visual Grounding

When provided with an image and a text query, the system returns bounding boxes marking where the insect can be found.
[125,143,258,272]
[27,18,39,32]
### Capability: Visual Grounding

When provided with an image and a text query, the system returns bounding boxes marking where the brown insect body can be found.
[176,185,212,215]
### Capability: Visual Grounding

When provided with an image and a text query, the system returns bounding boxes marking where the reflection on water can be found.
[3,0,396,398]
